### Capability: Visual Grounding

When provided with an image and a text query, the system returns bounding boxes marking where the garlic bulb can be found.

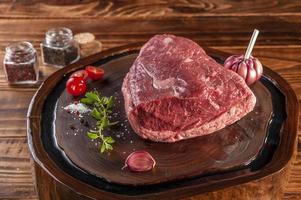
[224,55,263,85]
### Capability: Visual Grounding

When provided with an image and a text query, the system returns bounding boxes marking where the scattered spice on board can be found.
[69,125,76,131]
[80,118,90,127]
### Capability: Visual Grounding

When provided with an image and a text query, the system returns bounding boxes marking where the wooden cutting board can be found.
[27,43,298,199]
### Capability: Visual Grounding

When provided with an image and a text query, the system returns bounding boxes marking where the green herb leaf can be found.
[80,97,94,105]
[86,92,100,102]
[102,97,109,104]
[104,136,115,144]
[106,96,114,109]
[100,115,109,129]
[100,143,106,153]
[106,143,113,150]
[91,108,102,120]
[87,132,99,139]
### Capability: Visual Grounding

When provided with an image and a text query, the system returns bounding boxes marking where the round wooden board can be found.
[27,43,298,199]
[55,53,272,185]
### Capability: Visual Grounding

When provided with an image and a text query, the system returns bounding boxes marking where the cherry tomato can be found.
[66,77,87,96]
[70,70,89,81]
[85,66,105,81]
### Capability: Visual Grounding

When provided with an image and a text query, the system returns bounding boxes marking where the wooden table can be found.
[0,1,301,199]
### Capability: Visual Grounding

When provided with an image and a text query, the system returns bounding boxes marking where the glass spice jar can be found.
[41,27,80,67]
[3,42,39,84]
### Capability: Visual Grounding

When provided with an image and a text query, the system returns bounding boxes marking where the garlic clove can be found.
[246,67,257,85]
[254,58,263,79]
[237,61,248,80]
[224,55,236,69]
[231,62,239,72]
[123,150,156,172]
[246,58,254,69]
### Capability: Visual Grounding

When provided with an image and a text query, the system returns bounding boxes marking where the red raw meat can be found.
[122,35,256,142]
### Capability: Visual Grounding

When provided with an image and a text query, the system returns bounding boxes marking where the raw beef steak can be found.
[122,35,256,142]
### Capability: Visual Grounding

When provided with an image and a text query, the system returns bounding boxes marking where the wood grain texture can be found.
[0,0,300,199]
[1,0,301,19]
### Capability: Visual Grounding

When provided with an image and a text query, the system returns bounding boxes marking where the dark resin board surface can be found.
[27,44,298,199]
[55,54,272,185]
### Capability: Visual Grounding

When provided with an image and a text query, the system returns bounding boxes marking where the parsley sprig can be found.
[80,91,118,153]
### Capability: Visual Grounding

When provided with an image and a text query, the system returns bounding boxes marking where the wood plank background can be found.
[0,1,300,199]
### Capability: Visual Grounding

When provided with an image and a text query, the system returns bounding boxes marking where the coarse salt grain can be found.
[64,102,90,117]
